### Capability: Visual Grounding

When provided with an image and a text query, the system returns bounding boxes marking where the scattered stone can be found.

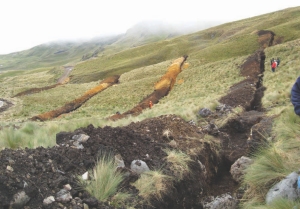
[43,196,55,205]
[6,165,13,172]
[83,203,89,209]
[216,104,232,113]
[169,140,177,148]
[130,160,150,174]
[56,188,72,202]
[202,193,238,209]
[82,171,89,180]
[63,184,72,191]
[10,191,30,209]
[72,134,90,143]
[198,108,212,117]
[0,101,4,107]
[115,154,125,168]
[230,156,253,183]
[266,172,300,204]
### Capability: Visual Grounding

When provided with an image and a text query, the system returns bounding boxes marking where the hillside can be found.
[0,6,300,209]
[0,21,217,72]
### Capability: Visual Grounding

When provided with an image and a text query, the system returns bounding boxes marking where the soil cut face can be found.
[0,114,225,209]
[109,56,189,121]
[31,75,120,121]
[0,31,277,209]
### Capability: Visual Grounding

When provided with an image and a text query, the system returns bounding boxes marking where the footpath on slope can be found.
[12,66,73,98]
[31,75,120,121]
[109,55,189,120]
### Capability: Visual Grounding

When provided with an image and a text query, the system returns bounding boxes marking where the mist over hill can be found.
[0,20,219,71]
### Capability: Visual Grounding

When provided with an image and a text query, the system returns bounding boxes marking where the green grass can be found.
[132,170,172,202]
[1,6,300,208]
[164,149,192,180]
[78,153,125,202]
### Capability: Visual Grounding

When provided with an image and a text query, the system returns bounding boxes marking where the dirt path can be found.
[12,66,73,98]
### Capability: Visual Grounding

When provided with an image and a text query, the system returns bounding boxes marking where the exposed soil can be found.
[109,56,188,121]
[0,32,276,208]
[12,66,73,98]
[31,75,120,121]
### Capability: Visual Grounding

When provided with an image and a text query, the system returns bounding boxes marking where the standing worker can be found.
[271,60,277,72]
[149,101,153,109]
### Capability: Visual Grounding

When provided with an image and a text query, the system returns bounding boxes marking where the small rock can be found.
[130,160,150,174]
[115,154,125,168]
[43,196,55,205]
[83,203,89,209]
[10,191,30,208]
[56,189,72,202]
[72,134,90,143]
[82,171,89,180]
[198,108,212,117]
[63,184,72,191]
[230,156,253,183]
[266,172,300,204]
[202,193,238,209]
[6,165,13,172]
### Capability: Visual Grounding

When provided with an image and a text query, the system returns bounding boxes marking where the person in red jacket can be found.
[149,101,153,109]
[271,60,277,72]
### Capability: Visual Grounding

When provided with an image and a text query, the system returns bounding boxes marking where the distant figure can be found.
[271,60,277,72]
[291,76,300,115]
[149,101,153,109]
[270,58,274,66]
[277,57,281,67]
[116,111,120,115]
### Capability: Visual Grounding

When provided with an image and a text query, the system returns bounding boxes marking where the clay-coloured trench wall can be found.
[31,75,120,121]
[109,56,188,120]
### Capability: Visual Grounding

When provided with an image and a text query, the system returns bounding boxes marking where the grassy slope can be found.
[1,6,300,208]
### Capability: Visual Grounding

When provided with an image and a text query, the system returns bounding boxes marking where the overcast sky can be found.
[0,0,299,55]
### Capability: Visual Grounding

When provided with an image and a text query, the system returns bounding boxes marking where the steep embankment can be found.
[31,75,119,121]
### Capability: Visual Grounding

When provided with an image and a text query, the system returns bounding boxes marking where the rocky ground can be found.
[0,31,275,209]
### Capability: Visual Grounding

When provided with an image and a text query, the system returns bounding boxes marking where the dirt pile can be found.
[109,56,189,120]
[0,114,226,209]
[31,75,120,121]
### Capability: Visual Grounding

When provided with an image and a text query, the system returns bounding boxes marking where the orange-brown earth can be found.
[31,75,120,121]
[0,31,277,208]
[109,56,189,120]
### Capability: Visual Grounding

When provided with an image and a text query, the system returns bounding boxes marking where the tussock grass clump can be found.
[132,170,172,202]
[164,149,192,180]
[242,108,300,207]
[78,153,125,202]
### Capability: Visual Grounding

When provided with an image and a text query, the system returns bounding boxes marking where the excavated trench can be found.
[12,66,72,98]
[109,55,189,120]
[201,30,275,201]
[31,75,120,121]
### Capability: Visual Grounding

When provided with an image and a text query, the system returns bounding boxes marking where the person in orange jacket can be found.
[149,101,153,109]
